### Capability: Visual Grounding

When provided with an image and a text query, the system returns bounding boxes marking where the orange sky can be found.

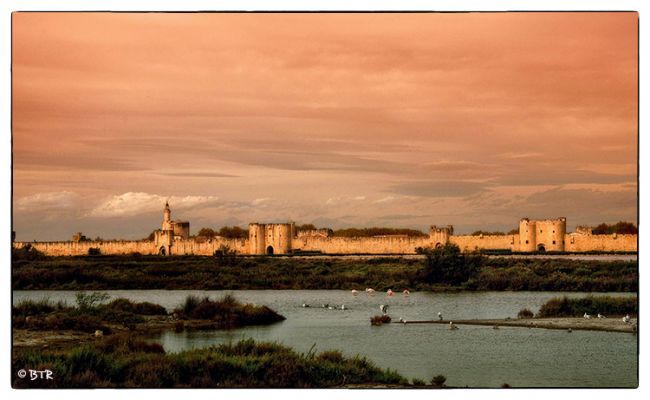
[12,12,638,240]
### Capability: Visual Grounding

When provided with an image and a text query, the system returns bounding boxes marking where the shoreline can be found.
[403,317,637,333]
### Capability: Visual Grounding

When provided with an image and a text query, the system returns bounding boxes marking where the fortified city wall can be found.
[293,235,431,254]
[12,204,637,256]
[564,233,637,252]
[450,234,516,252]
[13,237,249,257]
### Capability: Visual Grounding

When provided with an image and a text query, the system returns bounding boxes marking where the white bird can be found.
[302,303,308,308]
[449,321,459,330]
[402,289,410,296]
[351,289,358,296]
[438,312,443,321]
[366,288,375,295]
[340,305,346,310]
[624,314,631,324]
[380,304,389,314]
[583,312,591,320]
[597,313,605,319]
[328,306,334,310]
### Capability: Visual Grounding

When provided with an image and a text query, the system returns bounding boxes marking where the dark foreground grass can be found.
[12,251,637,292]
[12,335,407,388]
[537,295,637,318]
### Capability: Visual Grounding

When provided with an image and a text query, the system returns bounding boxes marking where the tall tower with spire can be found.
[162,201,172,231]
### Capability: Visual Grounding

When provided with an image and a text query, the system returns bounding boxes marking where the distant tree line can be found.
[297,224,426,237]
[331,227,427,237]
[591,222,637,235]
[197,226,248,239]
[295,224,318,232]
[469,228,519,236]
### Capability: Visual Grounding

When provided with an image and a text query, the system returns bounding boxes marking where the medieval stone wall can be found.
[450,234,517,252]
[564,233,637,252]
[13,240,159,256]
[292,236,431,254]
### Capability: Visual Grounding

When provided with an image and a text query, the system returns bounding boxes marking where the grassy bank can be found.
[12,248,637,292]
[537,295,637,318]
[13,293,285,334]
[12,335,408,388]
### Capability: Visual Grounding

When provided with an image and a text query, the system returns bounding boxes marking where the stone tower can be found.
[162,201,172,231]
[248,222,295,255]
[429,225,453,247]
[155,202,174,255]
[519,217,566,252]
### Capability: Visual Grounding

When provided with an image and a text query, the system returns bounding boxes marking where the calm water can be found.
[13,290,638,388]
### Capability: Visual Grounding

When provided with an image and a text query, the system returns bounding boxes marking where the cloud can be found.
[373,196,396,204]
[251,198,271,206]
[493,170,634,187]
[389,181,488,198]
[158,172,238,178]
[89,192,219,217]
[14,191,80,211]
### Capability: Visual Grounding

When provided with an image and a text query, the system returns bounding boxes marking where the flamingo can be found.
[380,304,389,315]
[387,289,394,297]
[351,289,358,296]
[366,288,375,295]
[403,289,410,296]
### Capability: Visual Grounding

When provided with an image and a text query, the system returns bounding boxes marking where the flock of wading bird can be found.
[299,289,636,332]
[300,288,463,329]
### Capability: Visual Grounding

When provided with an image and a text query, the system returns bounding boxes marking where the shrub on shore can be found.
[370,315,391,325]
[12,336,408,388]
[430,374,447,387]
[537,295,637,318]
[107,298,167,315]
[517,308,534,319]
[174,294,285,327]
[13,294,169,333]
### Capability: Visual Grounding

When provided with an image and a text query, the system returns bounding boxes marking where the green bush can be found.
[75,292,110,310]
[107,298,167,315]
[517,308,534,319]
[537,295,637,317]
[370,315,391,325]
[417,244,483,285]
[431,374,447,387]
[174,294,285,327]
